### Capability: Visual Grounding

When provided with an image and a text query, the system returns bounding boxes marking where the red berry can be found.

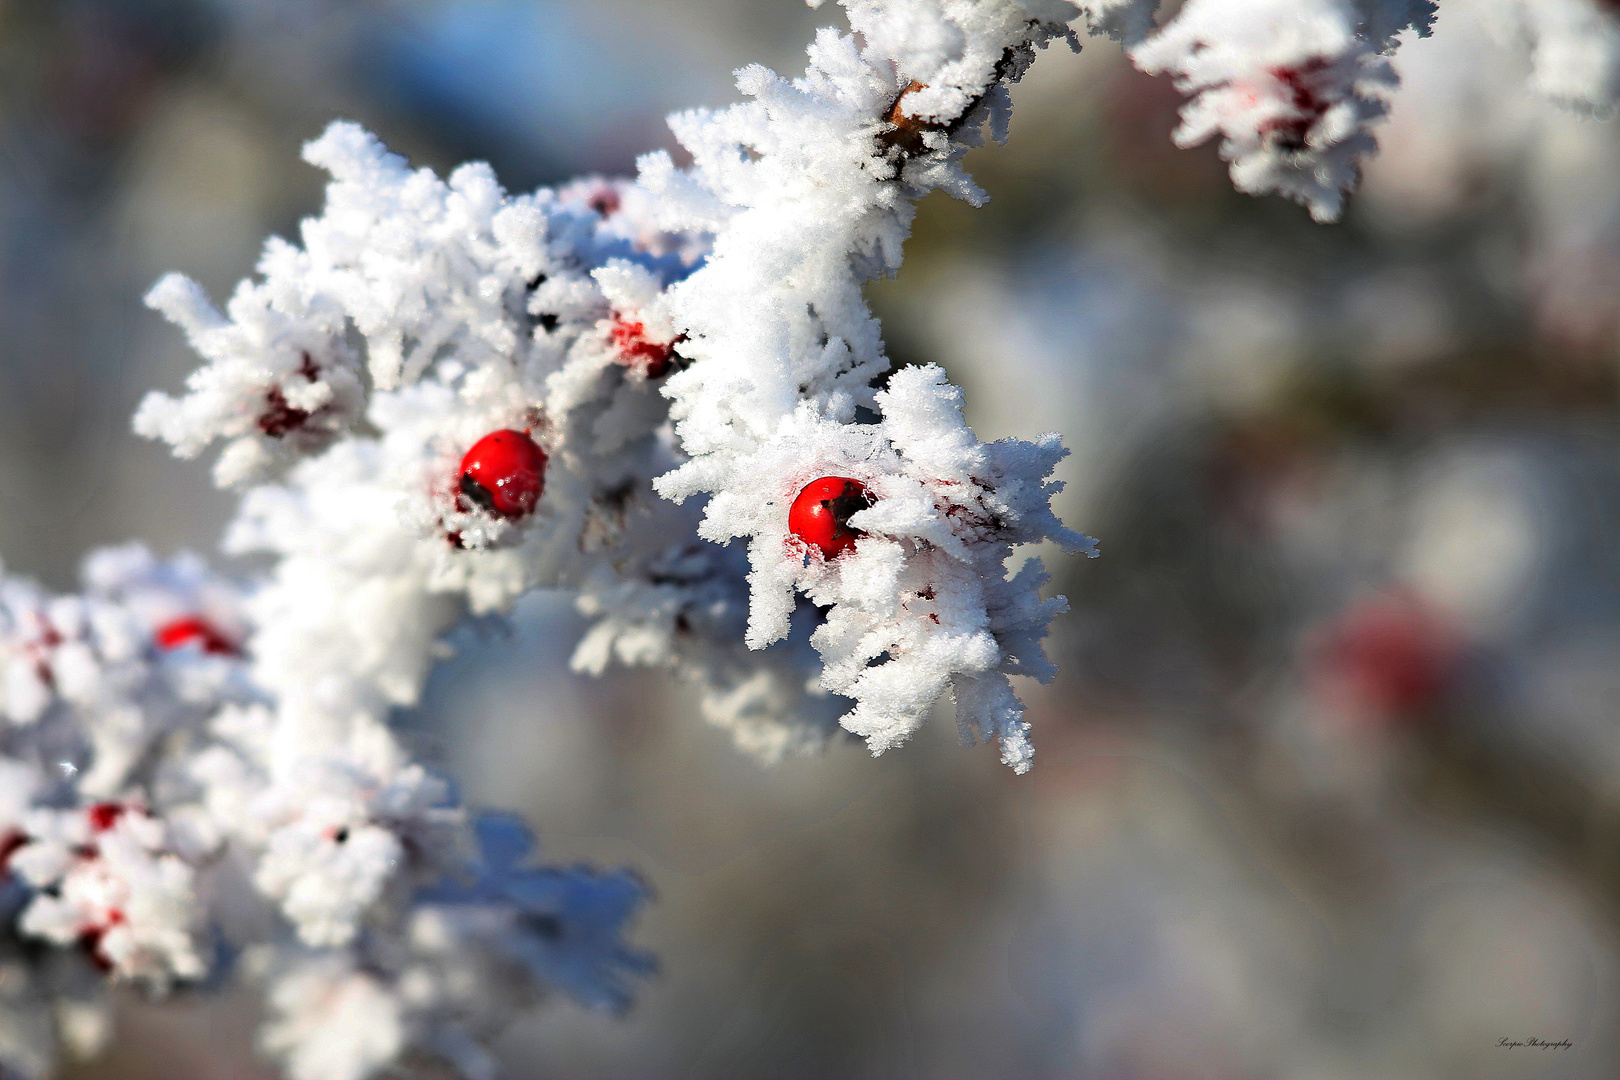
[788,476,875,559]
[458,429,547,520]
[87,803,124,832]
[610,318,685,378]
[80,926,115,972]
[79,908,125,972]
[1263,61,1331,152]
[0,828,26,876]
[1319,592,1459,720]
[154,616,237,655]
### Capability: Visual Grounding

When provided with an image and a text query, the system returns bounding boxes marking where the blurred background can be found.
[2,0,1619,1076]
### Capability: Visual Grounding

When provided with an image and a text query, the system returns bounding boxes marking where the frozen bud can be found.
[1130,0,1434,221]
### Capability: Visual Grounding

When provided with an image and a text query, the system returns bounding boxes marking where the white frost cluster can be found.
[1495,0,1620,110]
[0,551,651,1080]
[1098,0,1620,221]
[0,545,247,797]
[12,805,208,985]
[1125,0,1435,222]
[253,815,652,1080]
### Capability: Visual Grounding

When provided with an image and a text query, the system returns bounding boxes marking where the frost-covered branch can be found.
[1117,0,1435,221]
[1102,0,1620,221]
[0,548,650,1080]
[141,1,1099,787]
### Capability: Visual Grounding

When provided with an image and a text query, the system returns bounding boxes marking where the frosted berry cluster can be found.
[0,547,650,1080]
[1128,0,1434,222]
[139,121,842,768]
[1094,0,1620,221]
[139,8,1099,776]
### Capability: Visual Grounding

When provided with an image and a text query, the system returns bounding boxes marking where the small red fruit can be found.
[458,429,547,520]
[789,477,875,559]
[79,909,124,973]
[610,318,685,378]
[154,616,237,655]
[87,803,125,832]
[1318,592,1459,721]
[0,828,27,876]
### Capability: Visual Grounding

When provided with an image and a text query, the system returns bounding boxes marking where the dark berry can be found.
[788,476,875,559]
[458,429,548,520]
[80,926,115,972]
[1263,59,1332,152]
[154,616,237,656]
[257,387,310,437]
[257,357,321,436]
[0,829,27,876]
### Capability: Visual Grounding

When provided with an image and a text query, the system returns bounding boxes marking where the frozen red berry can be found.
[0,829,27,876]
[154,616,237,655]
[1263,60,1332,152]
[610,318,685,378]
[789,476,875,559]
[458,429,547,520]
[87,802,125,832]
